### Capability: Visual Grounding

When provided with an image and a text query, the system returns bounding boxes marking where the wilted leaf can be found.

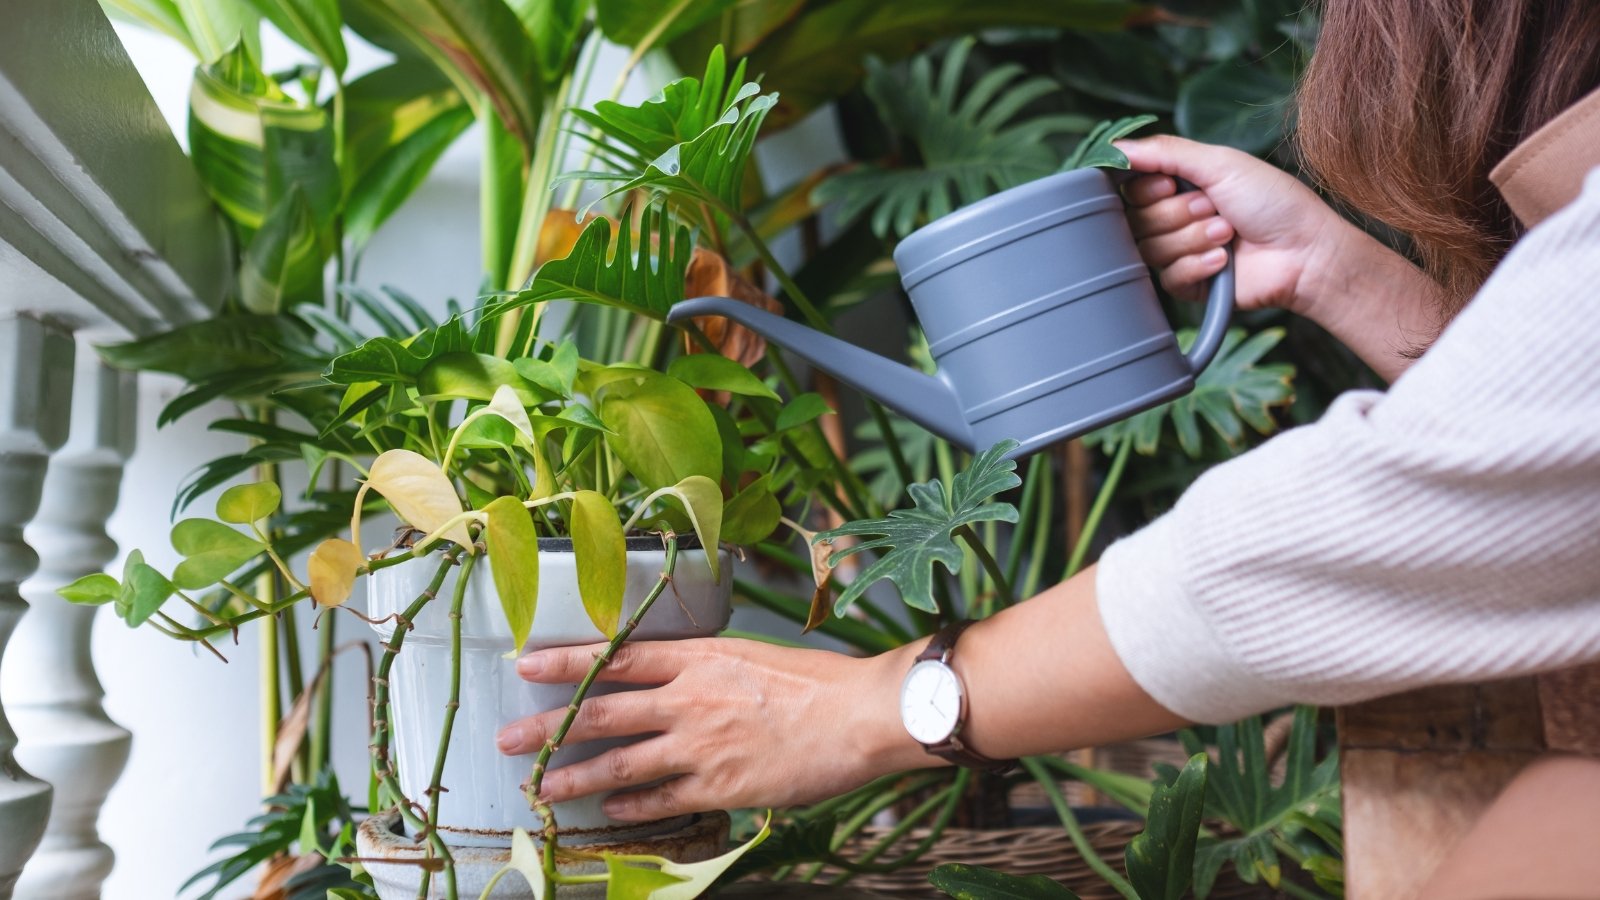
[217,480,282,524]
[308,538,364,607]
[680,247,783,369]
[485,495,540,652]
[569,491,626,638]
[361,449,471,550]
[171,518,266,590]
[816,439,1019,614]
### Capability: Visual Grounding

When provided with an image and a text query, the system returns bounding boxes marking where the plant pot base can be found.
[357,809,732,899]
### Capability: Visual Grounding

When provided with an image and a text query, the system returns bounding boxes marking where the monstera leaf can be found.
[1059,114,1158,170]
[1126,753,1208,900]
[1182,708,1340,897]
[814,39,1094,239]
[1086,327,1295,458]
[504,203,691,320]
[570,45,754,173]
[815,440,1020,614]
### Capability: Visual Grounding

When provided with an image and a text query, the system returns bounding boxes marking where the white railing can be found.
[0,0,229,895]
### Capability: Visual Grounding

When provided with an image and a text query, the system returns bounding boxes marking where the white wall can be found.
[91,19,847,899]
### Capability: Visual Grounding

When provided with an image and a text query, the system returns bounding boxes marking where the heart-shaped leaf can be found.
[599,371,722,491]
[171,518,266,589]
[495,827,547,899]
[216,480,282,524]
[649,813,771,899]
[661,475,723,583]
[308,538,364,607]
[816,439,1019,614]
[667,354,780,401]
[721,475,780,545]
[485,495,540,653]
[118,550,174,627]
[58,573,120,606]
[361,448,471,551]
[570,491,626,638]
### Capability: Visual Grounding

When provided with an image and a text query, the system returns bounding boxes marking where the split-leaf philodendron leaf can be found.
[816,439,1020,614]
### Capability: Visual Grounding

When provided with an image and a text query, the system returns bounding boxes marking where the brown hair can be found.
[1297,0,1600,312]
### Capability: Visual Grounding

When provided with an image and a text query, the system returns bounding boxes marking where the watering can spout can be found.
[667,297,976,451]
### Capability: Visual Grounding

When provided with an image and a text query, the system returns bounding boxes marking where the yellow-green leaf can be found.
[664,475,723,583]
[598,370,721,491]
[308,537,364,607]
[216,480,282,524]
[721,475,779,545]
[499,827,547,899]
[570,490,626,638]
[650,812,771,899]
[486,495,540,652]
[364,448,472,551]
[170,518,266,589]
[58,573,120,606]
[485,382,536,444]
[604,858,687,900]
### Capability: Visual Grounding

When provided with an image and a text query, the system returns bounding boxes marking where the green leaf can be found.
[173,0,262,64]
[118,550,175,627]
[242,0,345,71]
[599,371,722,491]
[98,315,317,382]
[715,814,835,885]
[814,40,1094,239]
[323,315,471,384]
[1085,328,1295,458]
[773,392,831,432]
[674,0,1142,131]
[486,495,540,652]
[171,518,267,590]
[605,858,687,899]
[59,573,120,606]
[667,354,779,401]
[816,439,1020,613]
[721,475,780,545]
[929,864,1080,899]
[570,46,752,169]
[216,481,282,524]
[342,0,543,153]
[506,202,691,320]
[649,813,771,899]
[101,0,201,55]
[506,0,590,87]
[512,341,579,398]
[1059,115,1158,171]
[1053,30,1176,111]
[417,352,553,406]
[569,490,626,638]
[1126,753,1207,900]
[595,0,734,47]
[240,186,326,313]
[659,475,723,582]
[341,62,473,248]
[1175,61,1295,155]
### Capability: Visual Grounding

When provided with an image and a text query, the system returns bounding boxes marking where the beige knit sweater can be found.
[1097,165,1600,724]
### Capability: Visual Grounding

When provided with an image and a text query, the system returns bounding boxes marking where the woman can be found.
[497,2,1600,894]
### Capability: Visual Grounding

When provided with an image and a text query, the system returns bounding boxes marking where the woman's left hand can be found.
[495,637,931,822]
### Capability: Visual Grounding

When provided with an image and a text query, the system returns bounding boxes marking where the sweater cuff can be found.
[1095,513,1287,724]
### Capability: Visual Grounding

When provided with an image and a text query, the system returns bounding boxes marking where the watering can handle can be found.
[1172,178,1233,375]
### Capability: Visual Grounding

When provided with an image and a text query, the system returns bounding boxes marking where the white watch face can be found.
[900,659,963,745]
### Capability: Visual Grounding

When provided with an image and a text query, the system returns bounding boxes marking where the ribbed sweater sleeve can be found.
[1096,168,1600,724]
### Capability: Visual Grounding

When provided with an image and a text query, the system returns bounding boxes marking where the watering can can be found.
[665,168,1233,460]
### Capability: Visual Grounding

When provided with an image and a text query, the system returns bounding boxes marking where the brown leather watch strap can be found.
[916,619,1016,774]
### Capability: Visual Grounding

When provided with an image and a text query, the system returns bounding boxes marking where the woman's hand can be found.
[1116,135,1445,381]
[495,638,932,822]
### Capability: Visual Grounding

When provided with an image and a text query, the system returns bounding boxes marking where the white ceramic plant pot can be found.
[367,537,733,850]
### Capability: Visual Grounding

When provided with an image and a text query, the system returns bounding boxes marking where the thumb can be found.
[1113,134,1241,192]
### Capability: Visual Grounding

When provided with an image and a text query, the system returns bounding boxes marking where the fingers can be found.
[601,777,708,823]
[496,691,665,756]
[1137,216,1234,269]
[517,640,688,685]
[1157,249,1229,298]
[537,738,683,806]
[1127,190,1216,238]
[1113,134,1246,191]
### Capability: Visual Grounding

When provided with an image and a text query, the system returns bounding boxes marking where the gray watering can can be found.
[666,168,1233,460]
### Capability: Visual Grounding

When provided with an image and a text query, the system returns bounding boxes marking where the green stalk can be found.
[957,525,1015,613]
[370,552,460,898]
[1005,455,1045,583]
[827,769,971,882]
[281,602,308,782]
[310,612,336,773]
[733,578,900,654]
[1020,455,1055,598]
[1022,757,1139,900]
[419,551,477,900]
[1064,437,1132,579]
[794,774,945,882]
[525,537,682,896]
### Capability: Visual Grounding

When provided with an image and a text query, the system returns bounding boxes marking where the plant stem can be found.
[957,525,1014,614]
[1005,455,1045,583]
[311,611,337,773]
[1064,436,1132,579]
[525,536,682,896]
[281,602,308,782]
[370,552,459,898]
[420,550,477,900]
[732,578,900,654]
[1022,757,1139,900]
[827,769,971,882]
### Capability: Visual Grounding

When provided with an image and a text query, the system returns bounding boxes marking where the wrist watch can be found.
[899,619,1016,773]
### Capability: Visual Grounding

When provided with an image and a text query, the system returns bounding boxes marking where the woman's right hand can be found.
[1116,134,1354,316]
[1115,134,1446,382]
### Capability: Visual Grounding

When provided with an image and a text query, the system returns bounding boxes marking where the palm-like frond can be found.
[814,38,1094,239]
[502,202,692,320]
